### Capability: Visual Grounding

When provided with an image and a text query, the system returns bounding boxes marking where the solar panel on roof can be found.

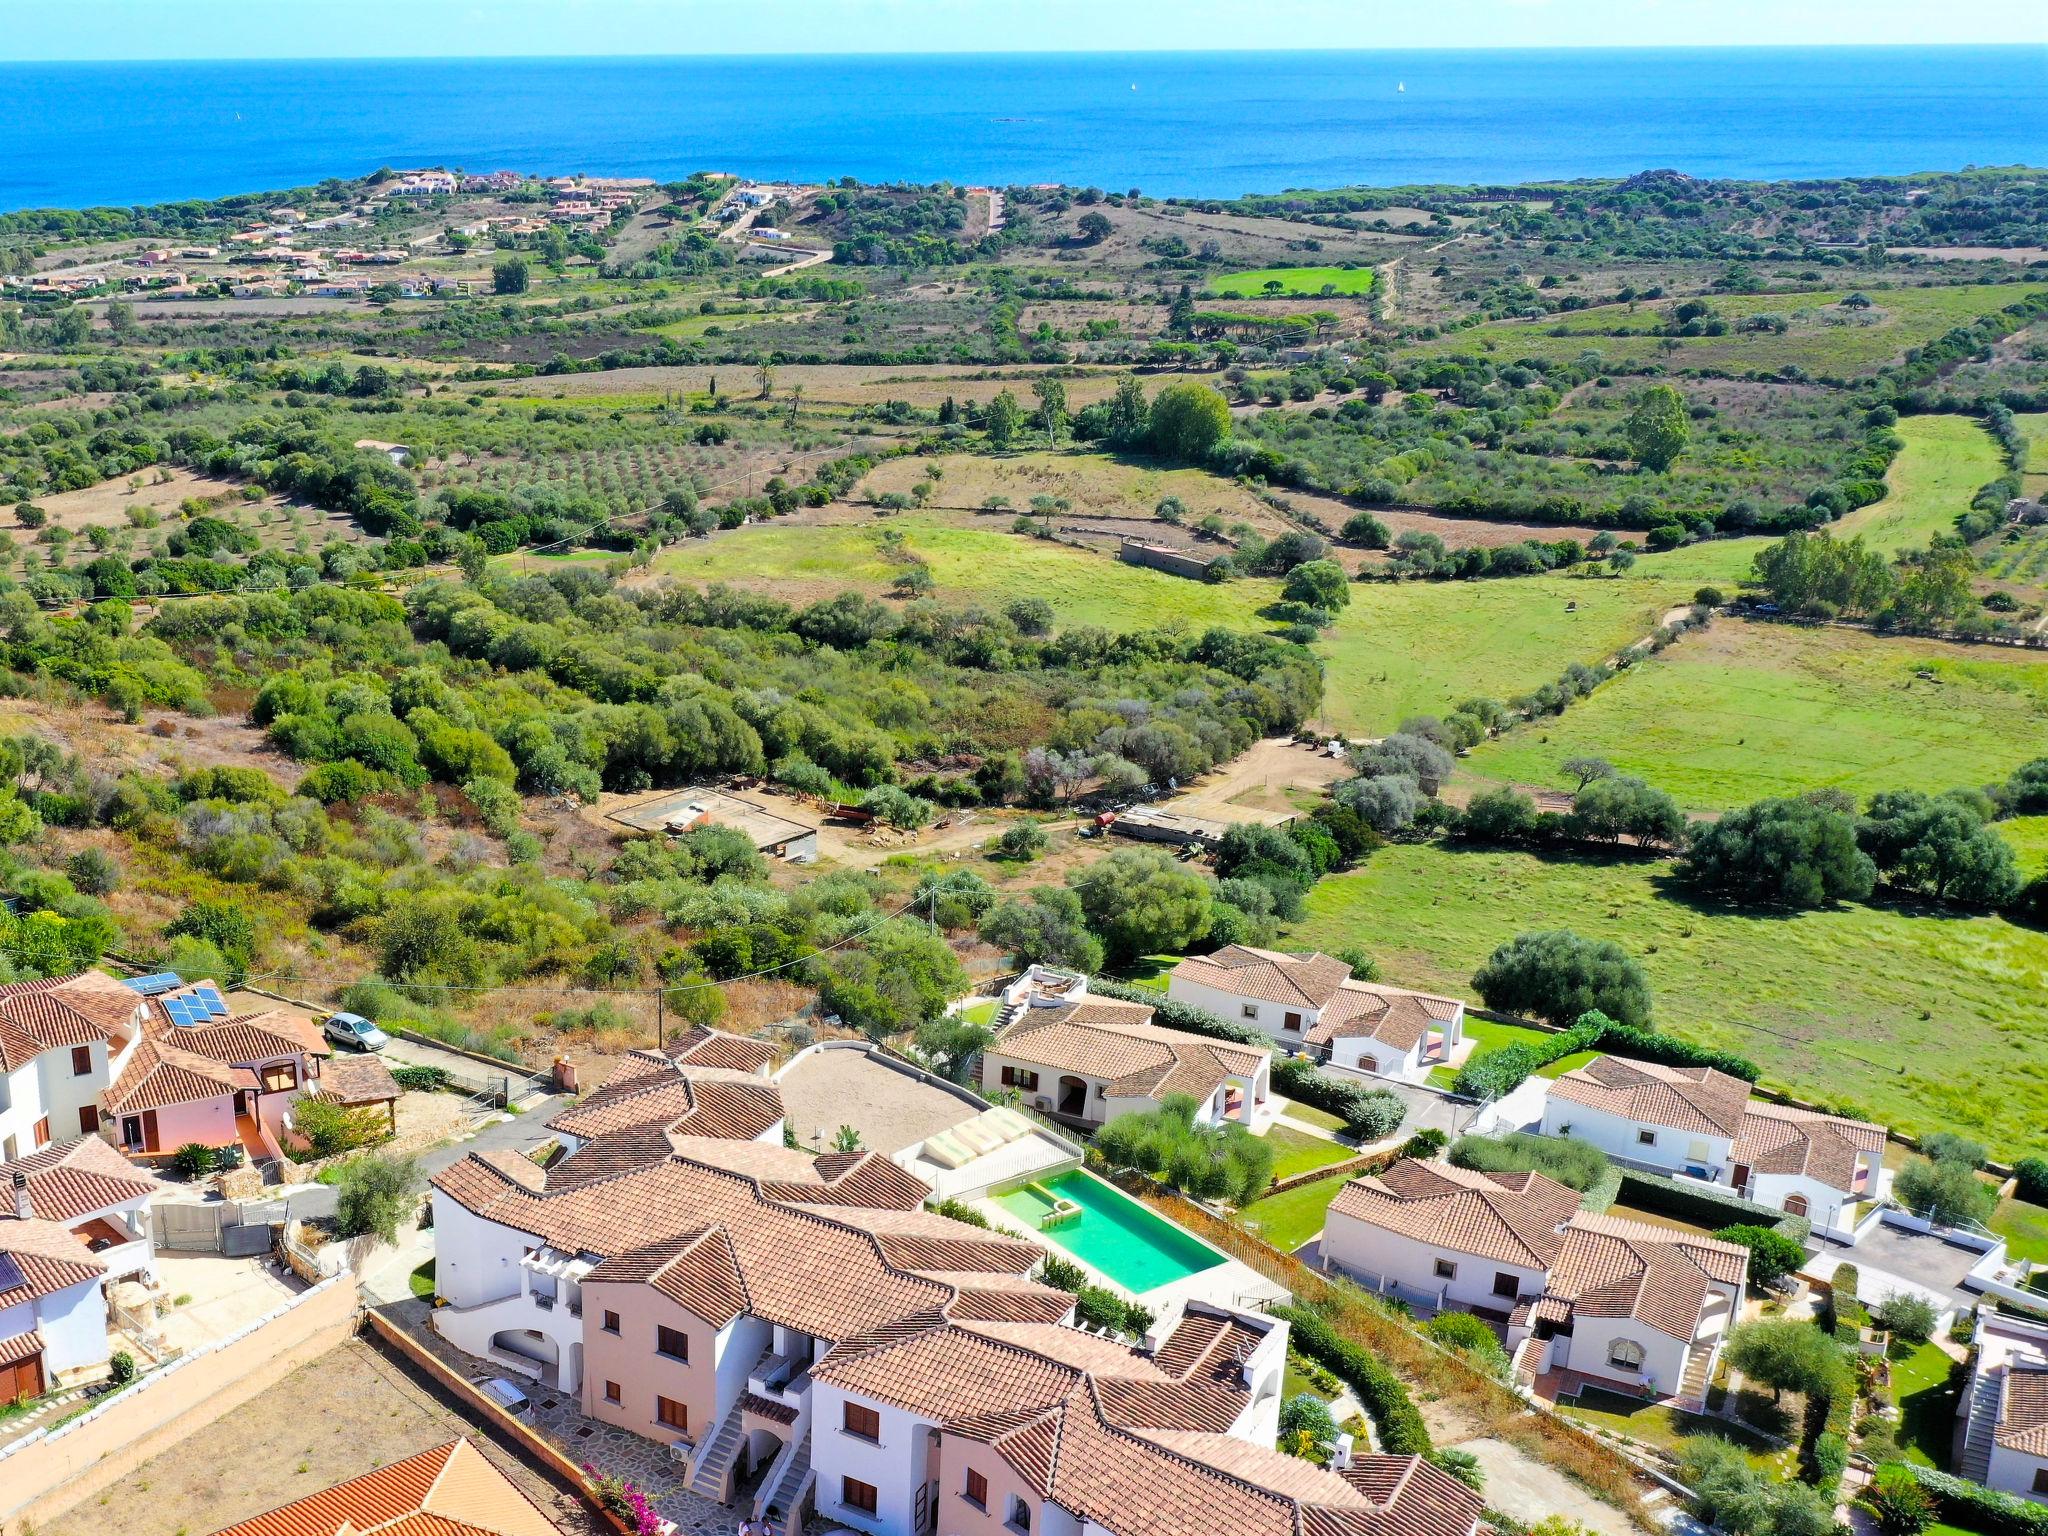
[193,984,228,1017]
[121,972,185,997]
[0,1253,25,1295]
[164,997,201,1027]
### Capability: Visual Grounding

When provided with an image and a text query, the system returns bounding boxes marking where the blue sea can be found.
[1,48,2044,211]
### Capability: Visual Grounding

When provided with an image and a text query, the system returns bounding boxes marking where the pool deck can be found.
[974,1175,1289,1319]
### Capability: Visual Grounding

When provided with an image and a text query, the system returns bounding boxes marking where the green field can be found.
[1462,617,2048,811]
[1291,844,2048,1155]
[2020,412,2048,497]
[2001,817,2048,879]
[1208,266,1377,298]
[1314,540,1761,734]
[1991,1196,2048,1265]
[1238,1172,1352,1251]
[1265,1126,1360,1181]
[1418,285,2046,377]
[1837,415,2004,553]
[656,515,1280,631]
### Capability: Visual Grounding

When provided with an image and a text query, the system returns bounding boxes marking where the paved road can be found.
[415,1094,567,1177]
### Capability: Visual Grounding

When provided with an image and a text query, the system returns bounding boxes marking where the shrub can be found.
[929,1196,990,1230]
[1887,1465,2048,1536]
[332,1154,422,1243]
[1075,1284,1151,1339]
[1873,1292,1939,1343]
[1713,1224,1807,1287]
[1470,932,1653,1028]
[1895,1155,1997,1228]
[390,1064,452,1093]
[1269,1055,1405,1139]
[2017,1156,2048,1205]
[1036,1255,1087,1292]
[1449,1132,1612,1195]
[171,1143,216,1179]
[1279,1392,1339,1465]
[1864,1464,1935,1536]
[1423,1311,1511,1377]
[291,1094,390,1159]
[1453,1010,1760,1101]
[107,1349,137,1385]
[1270,1302,1431,1455]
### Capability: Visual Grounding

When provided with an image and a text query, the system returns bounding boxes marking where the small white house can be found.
[1960,1312,2048,1502]
[1166,946,1463,1082]
[1542,1056,1887,1238]
[0,970,146,1162]
[981,987,1271,1131]
[1321,1159,1580,1313]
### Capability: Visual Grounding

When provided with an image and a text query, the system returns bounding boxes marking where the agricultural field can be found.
[1292,843,2048,1155]
[1462,617,2048,810]
[1207,265,1378,298]
[2023,410,2048,497]
[1419,283,2048,376]
[1836,414,2004,553]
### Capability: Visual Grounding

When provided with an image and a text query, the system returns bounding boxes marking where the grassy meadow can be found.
[1417,284,2046,376]
[1207,266,1377,298]
[1290,843,2048,1154]
[2021,411,2048,498]
[1836,414,2005,553]
[1463,618,2048,809]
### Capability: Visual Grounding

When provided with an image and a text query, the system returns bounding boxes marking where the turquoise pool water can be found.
[995,1171,1224,1294]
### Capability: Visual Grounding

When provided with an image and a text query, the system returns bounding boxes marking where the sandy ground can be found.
[1160,735,1352,822]
[143,1251,308,1357]
[776,1047,977,1156]
[40,1335,611,1536]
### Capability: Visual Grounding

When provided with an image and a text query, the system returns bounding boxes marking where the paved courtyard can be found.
[1809,1220,1984,1311]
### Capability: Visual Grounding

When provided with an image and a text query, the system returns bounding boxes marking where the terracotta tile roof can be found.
[1306,980,1462,1052]
[0,970,139,1071]
[1520,1214,1748,1342]
[1547,1055,1753,1139]
[637,1026,777,1076]
[3,1136,160,1223]
[102,1031,246,1113]
[1731,1102,1885,1194]
[915,1273,1076,1324]
[812,1318,1081,1420]
[166,1010,325,1066]
[1327,1158,1581,1270]
[739,1389,799,1425]
[321,1054,401,1106]
[1997,1368,2048,1455]
[1170,945,1352,1010]
[0,1327,44,1366]
[991,1005,1265,1107]
[0,1215,105,1302]
[547,1063,782,1145]
[209,1438,564,1536]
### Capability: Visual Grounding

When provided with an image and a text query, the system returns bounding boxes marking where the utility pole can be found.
[656,985,665,1050]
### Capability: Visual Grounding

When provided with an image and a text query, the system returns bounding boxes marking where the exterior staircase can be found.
[1675,1346,1714,1408]
[687,1402,747,1502]
[1956,1363,2001,1483]
[994,999,1024,1031]
[757,1428,813,1525]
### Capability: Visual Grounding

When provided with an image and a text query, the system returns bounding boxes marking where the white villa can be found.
[1959,1312,2048,1502]
[981,970,1272,1131]
[1320,1158,1746,1405]
[1540,1055,1887,1238]
[1166,946,1464,1082]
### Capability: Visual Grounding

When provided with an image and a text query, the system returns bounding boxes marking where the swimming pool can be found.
[995,1170,1225,1294]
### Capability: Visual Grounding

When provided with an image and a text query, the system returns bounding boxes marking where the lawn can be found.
[959,999,998,1026]
[1556,1384,1792,1474]
[658,513,1281,631]
[1238,1170,1353,1251]
[1837,414,2005,554]
[409,1259,436,1301]
[1890,1337,1963,1469]
[1428,1015,1591,1090]
[1264,1125,1360,1181]
[1991,1195,2048,1265]
[1292,843,2048,1155]
[1417,284,2047,377]
[1461,616,2048,811]
[1208,265,1377,298]
[1276,1097,1351,1133]
[1313,540,1761,734]
[2019,410,2048,497]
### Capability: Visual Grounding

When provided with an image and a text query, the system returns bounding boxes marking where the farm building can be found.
[606,787,819,863]
[1117,538,1221,581]
[1106,806,1238,848]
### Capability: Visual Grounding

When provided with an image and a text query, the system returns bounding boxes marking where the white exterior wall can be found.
[1539,1097,1732,1179]
[1986,1443,2048,1504]
[1748,1170,1863,1236]
[0,1057,50,1160]
[1562,1314,1691,1397]
[1329,1034,1425,1082]
[810,1382,934,1536]
[711,1312,773,1424]
[430,1191,530,1310]
[36,1039,109,1143]
[1320,1212,1550,1311]
[34,1276,111,1377]
[1165,975,1317,1047]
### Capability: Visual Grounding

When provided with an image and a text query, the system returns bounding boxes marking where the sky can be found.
[2,0,2042,60]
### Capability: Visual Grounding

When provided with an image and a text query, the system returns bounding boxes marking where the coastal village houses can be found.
[1538,1055,1889,1240]
[1320,1157,1747,1406]
[980,968,1273,1130]
[1166,946,1465,1083]
[429,1028,1484,1536]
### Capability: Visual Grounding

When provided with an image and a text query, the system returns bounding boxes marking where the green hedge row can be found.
[1892,1465,2048,1536]
[1616,1169,1810,1244]
[1270,1302,1432,1456]
[1092,978,1406,1139]
[1452,1009,1761,1101]
[1828,1263,1869,1340]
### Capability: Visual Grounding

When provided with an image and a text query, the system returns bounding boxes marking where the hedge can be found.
[2016,1156,2048,1205]
[1270,1302,1432,1456]
[1092,978,1406,1139]
[1616,1168,1810,1244]
[391,1064,453,1093]
[1890,1465,2048,1536]
[1828,1263,1869,1340]
[1452,1009,1761,1100]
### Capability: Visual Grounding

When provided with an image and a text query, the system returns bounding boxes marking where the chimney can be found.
[11,1171,29,1221]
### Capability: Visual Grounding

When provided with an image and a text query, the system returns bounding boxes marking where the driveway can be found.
[1807,1219,1984,1312]
[417,1095,567,1177]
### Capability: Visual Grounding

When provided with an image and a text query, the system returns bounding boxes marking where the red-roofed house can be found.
[0,970,150,1162]
[1166,946,1465,1082]
[208,1437,565,1536]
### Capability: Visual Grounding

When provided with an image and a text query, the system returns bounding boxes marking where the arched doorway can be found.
[490,1328,558,1386]
[1784,1193,1809,1218]
[1058,1075,1088,1117]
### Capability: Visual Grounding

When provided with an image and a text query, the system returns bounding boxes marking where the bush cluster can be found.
[1269,1303,1432,1456]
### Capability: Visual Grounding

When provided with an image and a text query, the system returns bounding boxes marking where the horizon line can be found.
[7,40,2047,65]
